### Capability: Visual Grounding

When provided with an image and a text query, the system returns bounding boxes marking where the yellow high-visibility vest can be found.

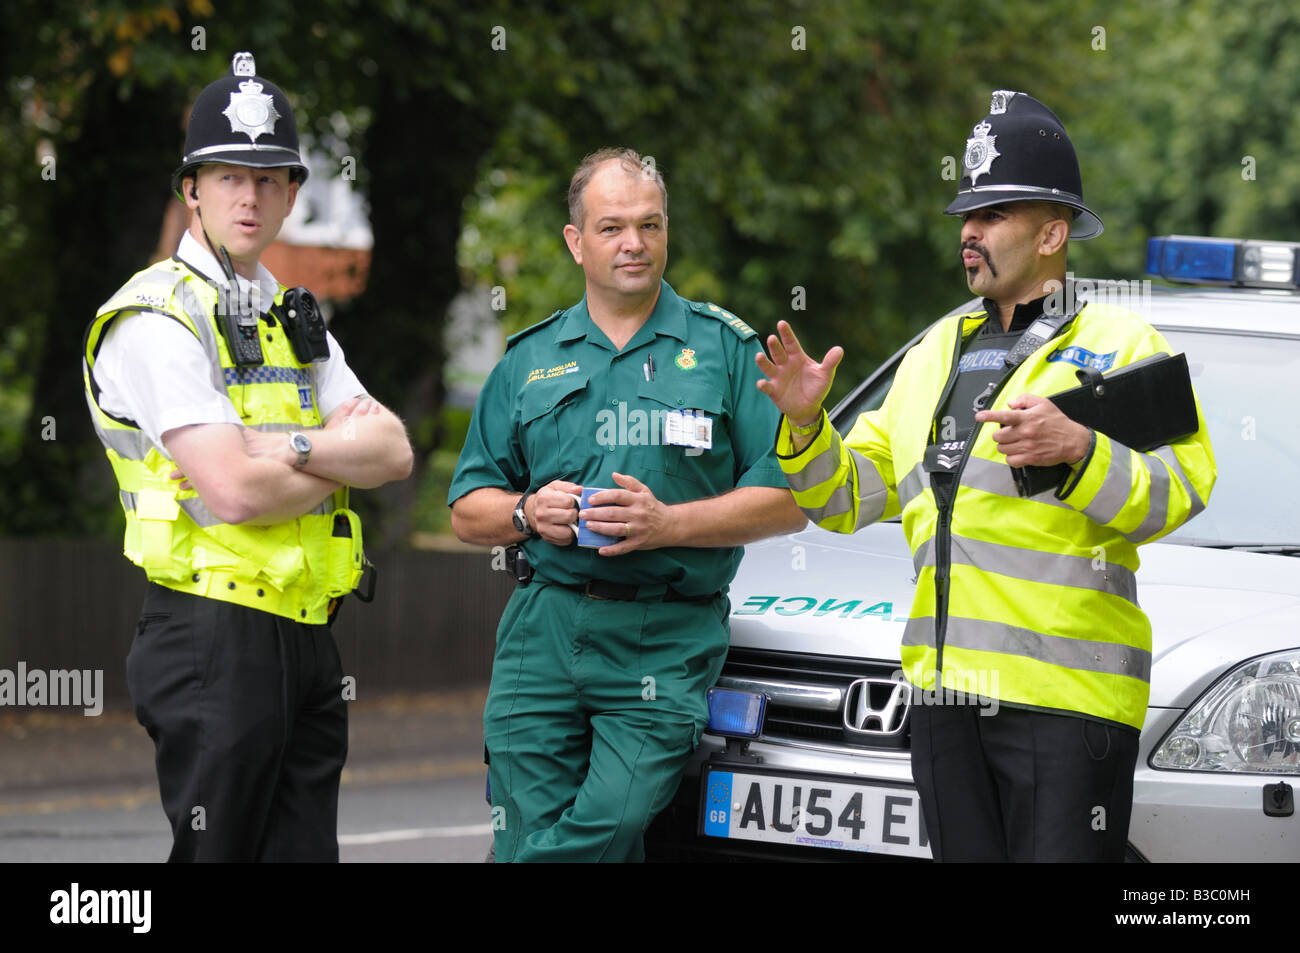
[778,303,1216,729]
[84,257,365,624]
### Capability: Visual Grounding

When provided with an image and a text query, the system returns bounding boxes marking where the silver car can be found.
[646,236,1300,862]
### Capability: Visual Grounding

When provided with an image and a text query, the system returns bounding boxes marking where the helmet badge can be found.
[962,120,1000,185]
[221,52,280,142]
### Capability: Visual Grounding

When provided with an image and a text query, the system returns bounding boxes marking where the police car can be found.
[645,236,1300,862]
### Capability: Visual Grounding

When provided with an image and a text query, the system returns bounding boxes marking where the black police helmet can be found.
[944,90,1102,240]
[171,52,309,200]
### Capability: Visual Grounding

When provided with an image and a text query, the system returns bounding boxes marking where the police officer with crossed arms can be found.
[84,53,412,861]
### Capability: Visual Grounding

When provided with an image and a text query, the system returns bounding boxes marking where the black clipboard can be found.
[1010,352,1199,497]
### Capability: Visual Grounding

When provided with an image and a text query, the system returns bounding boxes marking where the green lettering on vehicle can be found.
[774,597,818,616]
[853,601,893,620]
[734,596,778,615]
[815,599,861,617]
[732,597,896,620]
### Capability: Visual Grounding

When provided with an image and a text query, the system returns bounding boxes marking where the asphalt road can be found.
[0,688,494,863]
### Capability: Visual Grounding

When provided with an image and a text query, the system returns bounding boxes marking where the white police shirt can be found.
[94,231,365,452]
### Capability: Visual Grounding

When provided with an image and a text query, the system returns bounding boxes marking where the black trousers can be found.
[125,583,348,862]
[909,701,1139,862]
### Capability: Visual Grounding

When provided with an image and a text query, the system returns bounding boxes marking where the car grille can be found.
[717,647,911,750]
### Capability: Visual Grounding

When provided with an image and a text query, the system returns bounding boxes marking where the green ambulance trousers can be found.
[485,580,730,862]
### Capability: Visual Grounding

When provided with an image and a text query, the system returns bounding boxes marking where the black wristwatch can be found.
[512,492,538,538]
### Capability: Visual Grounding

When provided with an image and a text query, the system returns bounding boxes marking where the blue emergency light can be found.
[1146,236,1300,288]
[706,687,767,739]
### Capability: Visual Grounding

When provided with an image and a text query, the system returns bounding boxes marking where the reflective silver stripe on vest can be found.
[1153,445,1204,520]
[849,449,889,526]
[902,615,1151,681]
[897,462,926,511]
[914,532,1138,604]
[95,422,153,461]
[912,537,932,577]
[178,495,221,528]
[960,456,1073,509]
[174,274,230,395]
[116,489,220,528]
[784,438,843,493]
[1124,449,1171,543]
[800,449,889,527]
[1082,443,1132,525]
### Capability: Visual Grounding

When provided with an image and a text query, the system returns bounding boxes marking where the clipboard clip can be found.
[1075,366,1105,397]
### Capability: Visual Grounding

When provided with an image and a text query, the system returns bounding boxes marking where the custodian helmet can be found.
[944,90,1102,240]
[171,52,308,199]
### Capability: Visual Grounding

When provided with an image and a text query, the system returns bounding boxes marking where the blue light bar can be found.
[1146,235,1300,288]
[1147,236,1237,282]
[706,687,767,739]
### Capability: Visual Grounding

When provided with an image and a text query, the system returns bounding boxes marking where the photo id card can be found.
[664,409,713,450]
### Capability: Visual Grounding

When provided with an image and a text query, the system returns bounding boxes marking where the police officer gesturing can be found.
[84,53,413,862]
[759,92,1216,861]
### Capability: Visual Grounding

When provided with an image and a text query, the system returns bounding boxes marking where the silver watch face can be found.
[290,433,312,454]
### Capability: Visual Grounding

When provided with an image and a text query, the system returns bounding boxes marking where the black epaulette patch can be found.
[506,309,566,349]
[687,300,757,340]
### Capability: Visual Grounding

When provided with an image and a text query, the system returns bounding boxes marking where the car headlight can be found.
[1152,649,1300,773]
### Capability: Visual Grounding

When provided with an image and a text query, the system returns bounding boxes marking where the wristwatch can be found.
[288,431,312,468]
[512,492,538,538]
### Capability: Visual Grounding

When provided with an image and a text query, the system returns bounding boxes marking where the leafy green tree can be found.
[2,0,1288,544]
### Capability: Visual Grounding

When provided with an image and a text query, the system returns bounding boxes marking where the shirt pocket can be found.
[519,372,591,483]
[634,380,728,489]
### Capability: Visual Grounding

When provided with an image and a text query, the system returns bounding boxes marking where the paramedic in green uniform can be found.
[448,148,806,862]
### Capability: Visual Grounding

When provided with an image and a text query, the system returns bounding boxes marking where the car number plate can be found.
[699,765,932,858]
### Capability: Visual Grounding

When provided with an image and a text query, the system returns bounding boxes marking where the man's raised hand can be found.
[755,320,844,426]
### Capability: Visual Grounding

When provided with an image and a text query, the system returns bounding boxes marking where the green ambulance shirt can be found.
[448,280,786,597]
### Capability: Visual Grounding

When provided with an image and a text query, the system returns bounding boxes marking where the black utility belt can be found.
[554,579,720,604]
[555,579,720,604]
[503,546,719,603]
[543,572,717,603]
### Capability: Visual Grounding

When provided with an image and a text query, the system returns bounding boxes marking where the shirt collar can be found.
[554,280,688,347]
[176,231,280,313]
[979,293,1050,334]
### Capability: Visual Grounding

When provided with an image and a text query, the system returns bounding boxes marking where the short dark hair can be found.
[567,148,667,229]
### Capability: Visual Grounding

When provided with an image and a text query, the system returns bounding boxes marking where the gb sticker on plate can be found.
[664,409,713,450]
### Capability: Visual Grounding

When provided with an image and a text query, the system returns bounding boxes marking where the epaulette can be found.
[97,262,190,318]
[687,300,757,340]
[505,309,566,349]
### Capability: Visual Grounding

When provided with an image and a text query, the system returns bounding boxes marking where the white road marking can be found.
[339,823,491,845]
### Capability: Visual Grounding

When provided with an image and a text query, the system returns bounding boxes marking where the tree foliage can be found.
[1,0,1294,539]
